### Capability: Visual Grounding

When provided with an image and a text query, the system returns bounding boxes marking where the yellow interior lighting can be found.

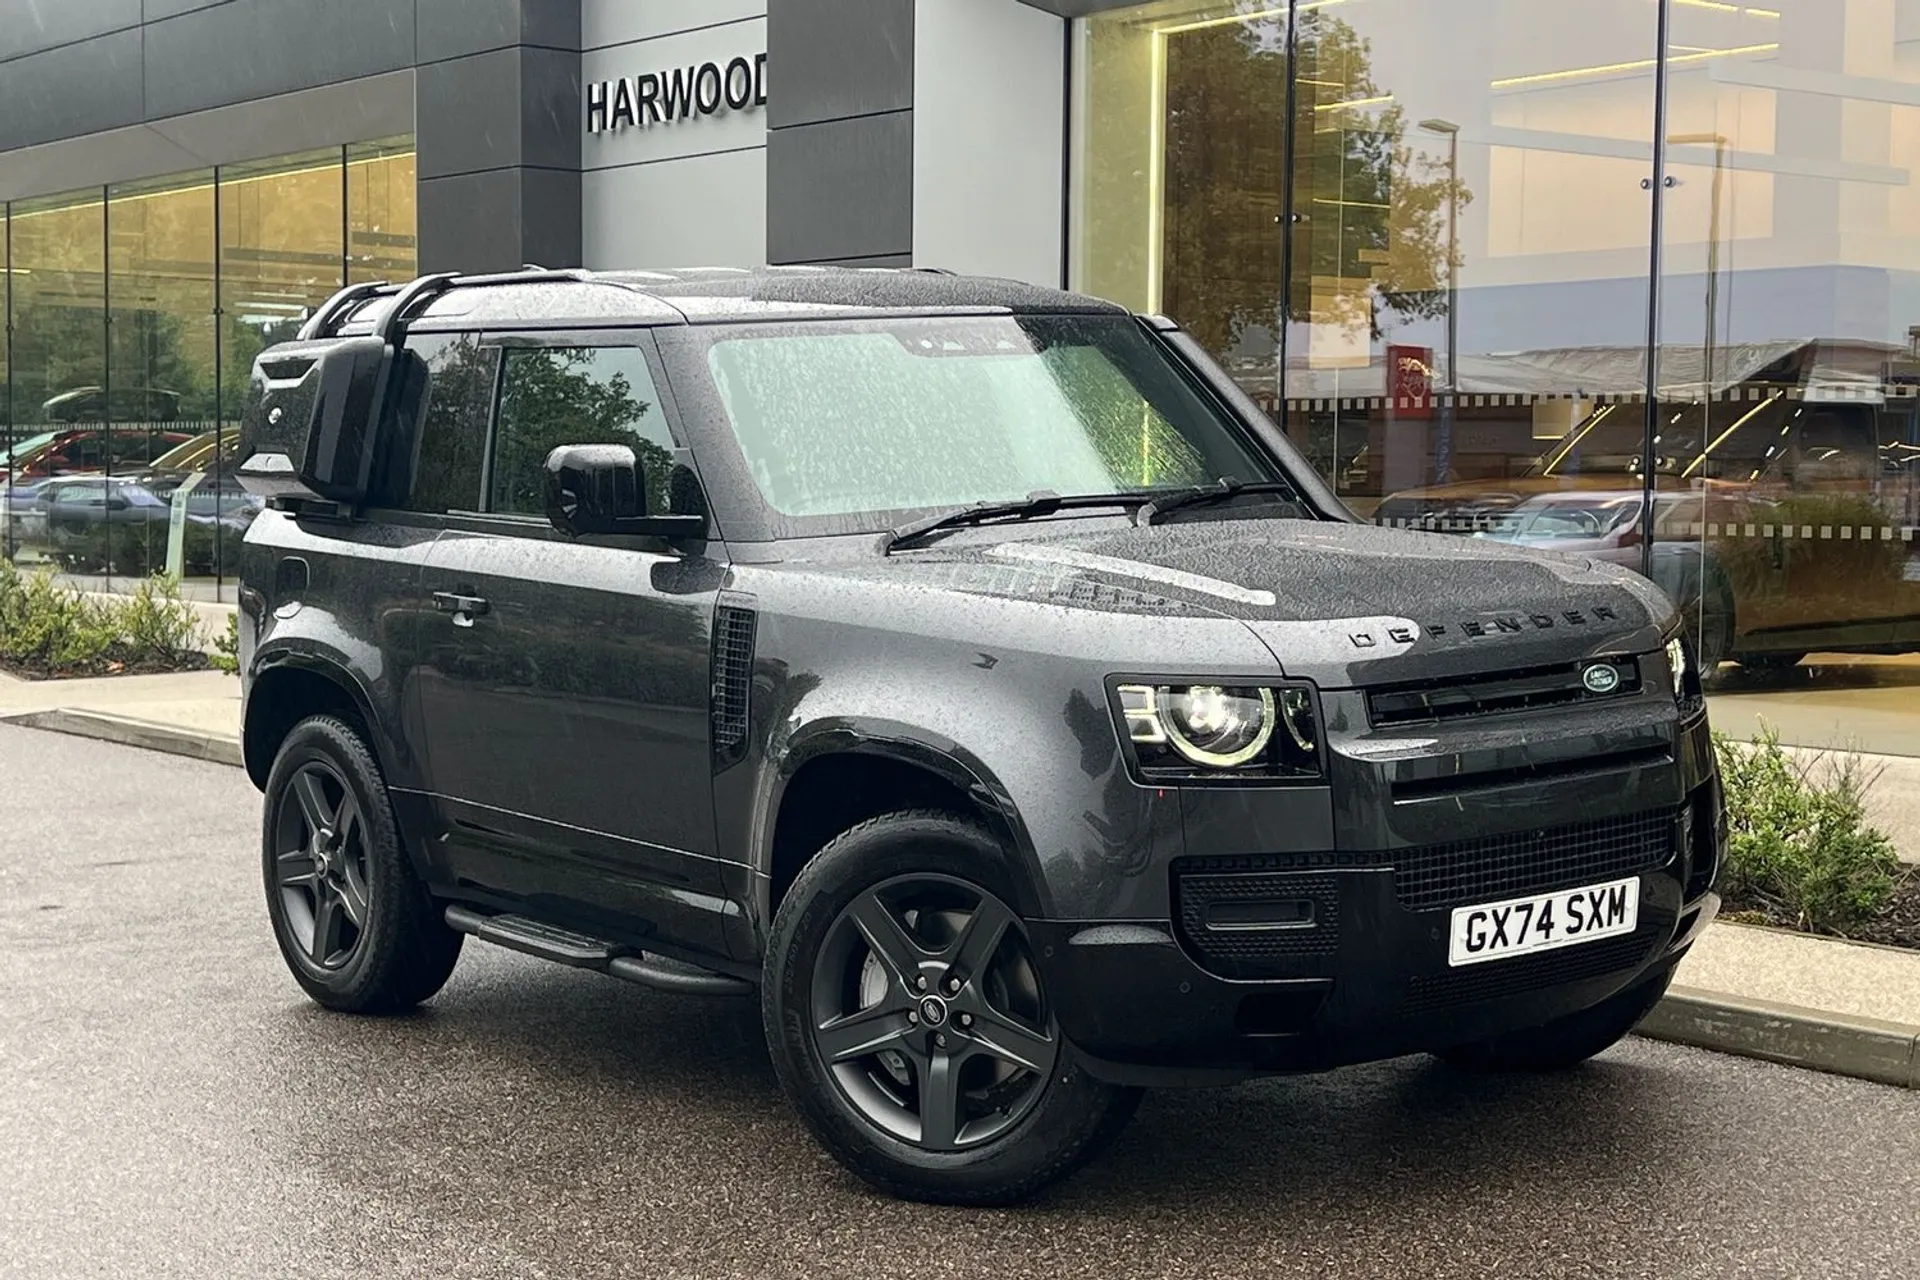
[1541,404,1616,476]
[1492,42,1778,90]
[1682,395,1778,479]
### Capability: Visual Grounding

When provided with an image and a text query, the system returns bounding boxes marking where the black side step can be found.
[444,905,612,966]
[442,906,752,996]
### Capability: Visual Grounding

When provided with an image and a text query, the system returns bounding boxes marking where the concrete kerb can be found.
[0,707,243,768]
[1638,985,1920,1089]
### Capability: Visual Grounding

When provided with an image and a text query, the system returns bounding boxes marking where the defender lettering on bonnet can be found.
[1349,605,1619,648]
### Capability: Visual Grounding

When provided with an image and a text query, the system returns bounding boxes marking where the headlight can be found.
[1665,635,1688,700]
[1114,682,1321,778]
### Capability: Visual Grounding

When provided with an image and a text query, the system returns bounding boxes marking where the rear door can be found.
[412,332,728,953]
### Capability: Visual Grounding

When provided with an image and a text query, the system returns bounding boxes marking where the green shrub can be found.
[211,610,240,676]
[0,564,209,677]
[1714,725,1901,933]
[0,561,117,672]
[118,574,204,664]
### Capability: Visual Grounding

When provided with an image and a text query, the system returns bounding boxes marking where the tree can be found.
[492,349,671,515]
[1159,9,1473,358]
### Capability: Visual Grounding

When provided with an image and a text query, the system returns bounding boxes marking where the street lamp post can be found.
[1419,118,1461,486]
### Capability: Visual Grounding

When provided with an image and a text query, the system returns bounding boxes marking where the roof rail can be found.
[298,280,391,341]
[305,267,619,341]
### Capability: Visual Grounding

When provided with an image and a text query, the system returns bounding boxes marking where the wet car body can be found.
[234,268,1723,1199]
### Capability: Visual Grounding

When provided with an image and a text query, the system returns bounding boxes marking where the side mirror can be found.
[544,444,646,536]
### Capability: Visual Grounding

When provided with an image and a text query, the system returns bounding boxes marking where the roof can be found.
[324,266,1126,337]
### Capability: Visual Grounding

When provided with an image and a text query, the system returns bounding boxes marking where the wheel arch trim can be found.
[754,717,1053,921]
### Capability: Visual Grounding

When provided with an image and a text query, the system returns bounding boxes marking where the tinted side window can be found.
[490,346,673,516]
[402,332,498,514]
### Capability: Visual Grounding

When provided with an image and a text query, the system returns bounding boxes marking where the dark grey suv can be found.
[235,267,1723,1205]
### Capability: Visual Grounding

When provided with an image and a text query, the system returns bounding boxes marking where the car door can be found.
[413,332,729,953]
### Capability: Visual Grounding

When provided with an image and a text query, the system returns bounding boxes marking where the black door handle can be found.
[432,591,491,626]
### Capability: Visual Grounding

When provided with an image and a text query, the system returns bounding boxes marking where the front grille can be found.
[1369,658,1642,727]
[1394,808,1677,913]
[1403,916,1669,1015]
[710,603,757,768]
[1173,867,1341,980]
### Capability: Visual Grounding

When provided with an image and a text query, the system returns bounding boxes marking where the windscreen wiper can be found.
[886,491,1146,552]
[1134,477,1301,526]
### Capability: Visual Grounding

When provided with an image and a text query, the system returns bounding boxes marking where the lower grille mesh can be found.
[1394,809,1677,913]
[1404,917,1669,1015]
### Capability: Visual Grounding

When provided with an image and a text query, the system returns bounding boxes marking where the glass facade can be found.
[0,139,416,597]
[1076,0,1920,748]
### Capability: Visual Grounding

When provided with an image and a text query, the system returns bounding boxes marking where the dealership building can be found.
[5,0,1920,736]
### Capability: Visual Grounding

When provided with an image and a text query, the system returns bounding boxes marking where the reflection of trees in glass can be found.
[492,349,669,516]
[408,336,498,513]
[1160,12,1472,357]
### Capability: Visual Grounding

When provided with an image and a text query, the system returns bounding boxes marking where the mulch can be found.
[0,651,210,682]
[1722,873,1920,952]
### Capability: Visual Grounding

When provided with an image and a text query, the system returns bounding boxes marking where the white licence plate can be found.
[1447,876,1640,968]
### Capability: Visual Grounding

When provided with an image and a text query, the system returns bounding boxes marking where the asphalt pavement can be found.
[3,724,1918,1280]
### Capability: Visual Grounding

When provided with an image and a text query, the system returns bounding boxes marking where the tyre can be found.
[1434,962,1675,1073]
[262,714,462,1013]
[763,810,1141,1206]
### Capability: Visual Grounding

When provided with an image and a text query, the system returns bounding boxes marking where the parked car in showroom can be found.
[38,430,260,577]
[234,268,1722,1206]
[1,427,195,559]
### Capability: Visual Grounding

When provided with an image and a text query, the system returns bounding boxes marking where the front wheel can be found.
[262,714,462,1013]
[763,811,1140,1205]
[1434,962,1675,1073]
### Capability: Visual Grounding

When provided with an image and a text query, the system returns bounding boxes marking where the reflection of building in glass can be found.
[1075,0,1920,675]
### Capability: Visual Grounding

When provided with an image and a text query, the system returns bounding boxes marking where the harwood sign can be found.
[586,54,768,133]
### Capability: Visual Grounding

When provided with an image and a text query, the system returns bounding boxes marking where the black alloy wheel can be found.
[810,874,1059,1152]
[261,715,462,1013]
[273,759,372,971]
[763,811,1140,1205]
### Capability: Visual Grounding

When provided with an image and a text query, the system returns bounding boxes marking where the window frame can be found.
[366,326,693,542]
[482,330,684,525]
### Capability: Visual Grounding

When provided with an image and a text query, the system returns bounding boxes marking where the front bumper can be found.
[1031,768,1725,1086]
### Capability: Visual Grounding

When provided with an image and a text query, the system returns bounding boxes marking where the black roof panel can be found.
[325,266,1127,335]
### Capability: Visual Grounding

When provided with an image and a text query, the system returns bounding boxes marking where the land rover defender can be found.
[235,267,1723,1205]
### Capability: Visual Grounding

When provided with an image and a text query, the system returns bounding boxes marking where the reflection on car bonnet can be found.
[988,542,1279,607]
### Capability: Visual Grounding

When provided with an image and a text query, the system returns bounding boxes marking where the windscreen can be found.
[702,315,1289,524]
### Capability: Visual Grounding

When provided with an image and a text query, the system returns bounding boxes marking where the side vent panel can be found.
[711,599,758,769]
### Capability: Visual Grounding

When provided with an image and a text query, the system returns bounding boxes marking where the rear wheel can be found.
[262,714,462,1013]
[763,811,1140,1205]
[1434,962,1675,1073]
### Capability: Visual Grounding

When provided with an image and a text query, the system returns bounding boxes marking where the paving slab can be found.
[0,669,239,739]
[1676,919,1920,1026]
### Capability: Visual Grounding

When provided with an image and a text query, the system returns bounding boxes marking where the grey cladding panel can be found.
[142,0,232,20]
[519,0,581,51]
[417,0,526,62]
[520,167,583,270]
[419,169,527,276]
[0,27,145,152]
[766,0,912,129]
[766,111,911,264]
[417,49,525,179]
[520,45,583,172]
[0,0,140,63]
[142,0,415,119]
